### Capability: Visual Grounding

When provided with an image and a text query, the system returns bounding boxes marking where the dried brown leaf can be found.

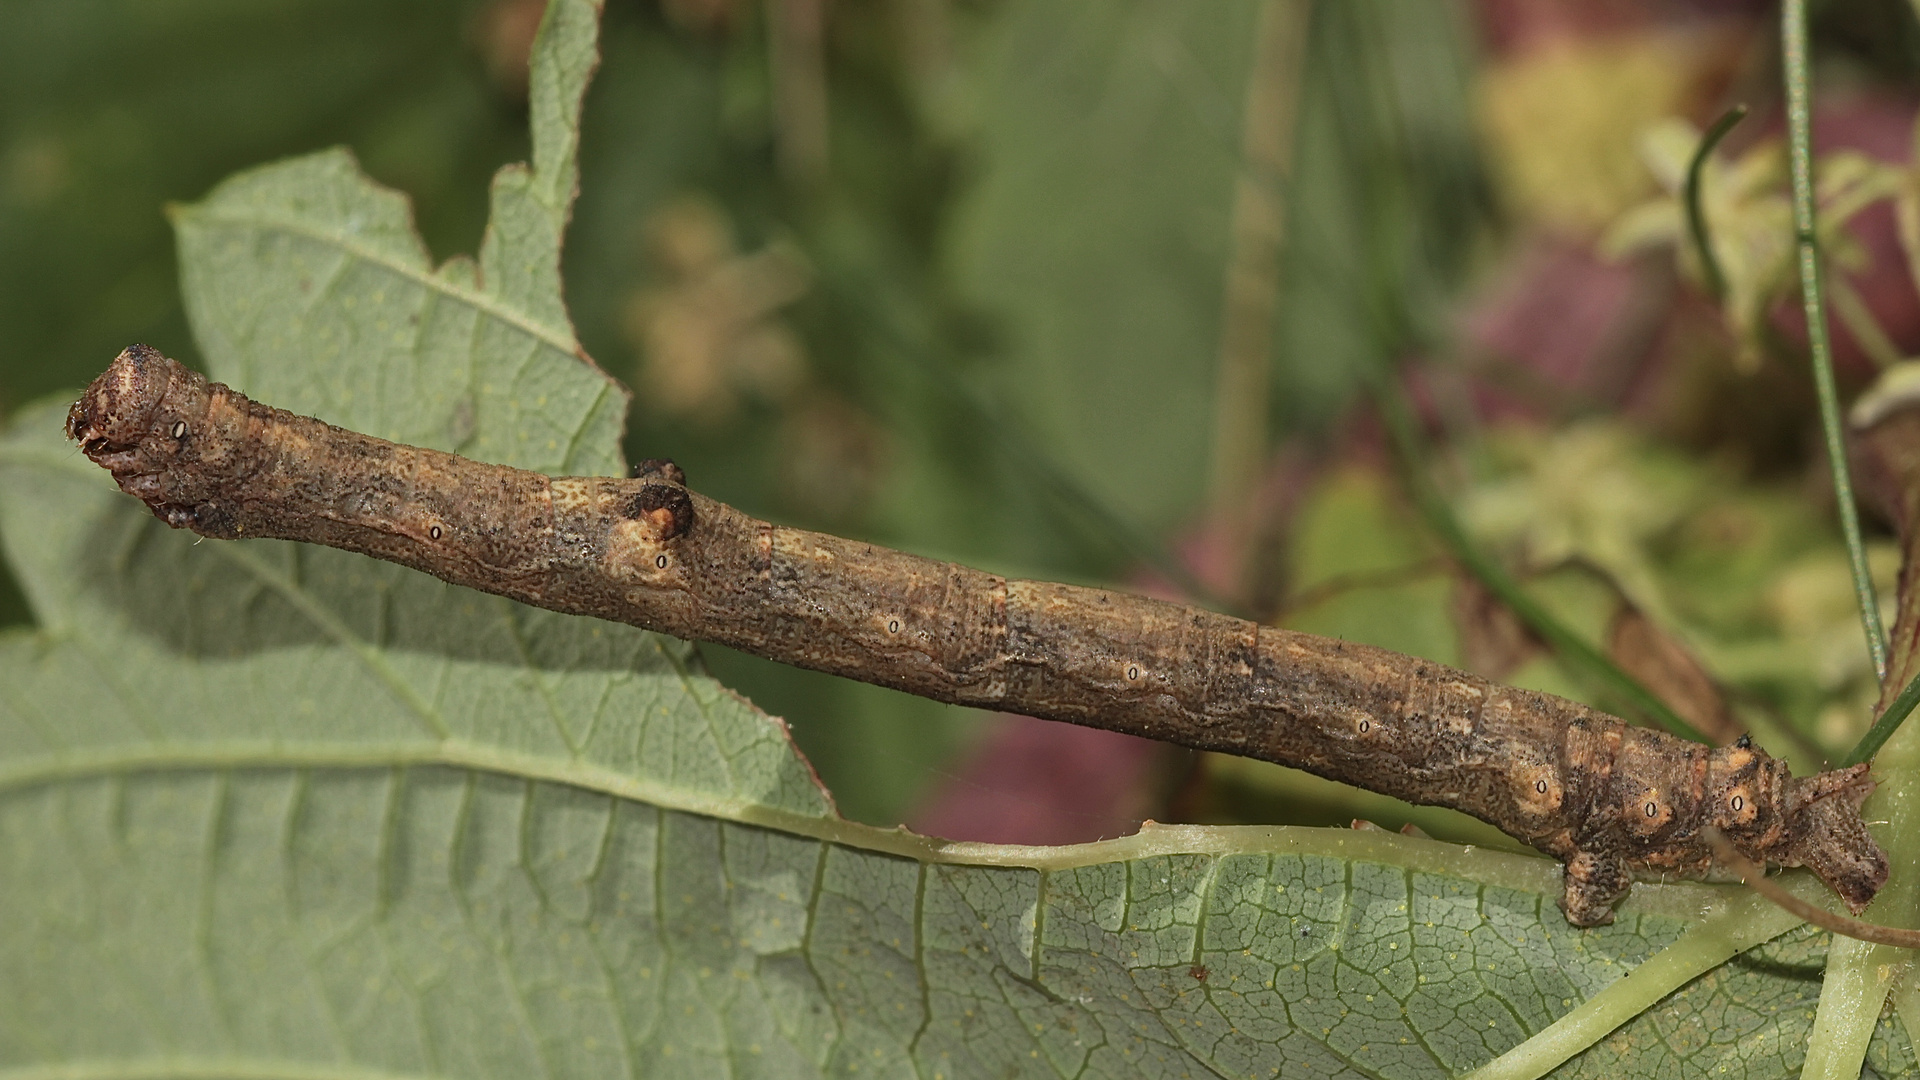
[1452,574,1543,679]
[1606,602,1742,744]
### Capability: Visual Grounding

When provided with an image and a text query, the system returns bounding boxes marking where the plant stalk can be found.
[1783,0,1890,683]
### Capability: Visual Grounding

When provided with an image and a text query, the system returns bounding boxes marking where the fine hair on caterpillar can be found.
[68,344,1891,927]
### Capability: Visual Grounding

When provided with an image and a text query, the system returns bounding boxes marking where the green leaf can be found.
[1,0,831,828]
[0,758,1718,1080]
[0,0,521,414]
[168,0,620,479]
[0,4,1909,1078]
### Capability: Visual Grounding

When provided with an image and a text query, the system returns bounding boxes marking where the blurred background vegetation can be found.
[7,0,1920,850]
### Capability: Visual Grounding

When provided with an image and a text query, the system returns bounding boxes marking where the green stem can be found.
[1374,379,1707,743]
[1801,936,1901,1080]
[1785,10,1912,1078]
[1684,103,1747,301]
[1463,888,1808,1080]
[1783,0,1890,683]
[1842,668,1920,767]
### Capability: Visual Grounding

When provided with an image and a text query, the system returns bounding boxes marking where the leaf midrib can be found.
[0,730,1735,921]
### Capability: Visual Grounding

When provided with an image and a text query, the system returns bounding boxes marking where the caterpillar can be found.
[66,344,1888,926]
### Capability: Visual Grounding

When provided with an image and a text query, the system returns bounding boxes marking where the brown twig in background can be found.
[1206,0,1309,591]
[767,0,829,187]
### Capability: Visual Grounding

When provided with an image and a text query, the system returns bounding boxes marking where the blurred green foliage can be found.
[1462,421,1898,764]
[0,0,529,620]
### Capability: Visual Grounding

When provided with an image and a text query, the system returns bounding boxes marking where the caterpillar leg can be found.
[1560,850,1633,927]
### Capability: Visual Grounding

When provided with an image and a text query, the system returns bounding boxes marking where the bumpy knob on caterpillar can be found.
[622,459,694,541]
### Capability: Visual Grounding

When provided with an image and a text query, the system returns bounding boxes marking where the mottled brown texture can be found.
[70,345,1889,926]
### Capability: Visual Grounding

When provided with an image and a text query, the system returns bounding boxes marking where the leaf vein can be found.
[209,544,449,741]
[184,208,579,361]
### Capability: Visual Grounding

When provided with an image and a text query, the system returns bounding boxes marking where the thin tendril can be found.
[1684,103,1748,301]
[1784,0,1890,683]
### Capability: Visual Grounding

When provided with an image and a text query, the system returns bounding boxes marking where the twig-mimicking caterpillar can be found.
[68,345,1889,926]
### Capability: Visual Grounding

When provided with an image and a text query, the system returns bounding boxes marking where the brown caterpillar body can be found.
[67,345,1889,926]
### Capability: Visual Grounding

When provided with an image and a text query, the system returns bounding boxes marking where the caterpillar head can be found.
[1778,763,1886,913]
[67,344,178,455]
[69,345,230,531]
